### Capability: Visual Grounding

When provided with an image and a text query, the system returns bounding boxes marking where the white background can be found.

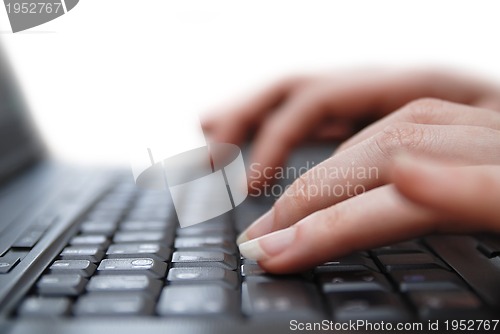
[1,0,500,165]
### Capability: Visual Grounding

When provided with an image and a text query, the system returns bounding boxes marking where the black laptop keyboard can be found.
[14,181,500,321]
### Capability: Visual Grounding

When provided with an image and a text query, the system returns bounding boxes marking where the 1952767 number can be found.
[444,320,499,331]
[5,2,63,14]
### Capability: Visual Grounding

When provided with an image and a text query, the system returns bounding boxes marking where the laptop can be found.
[0,43,499,334]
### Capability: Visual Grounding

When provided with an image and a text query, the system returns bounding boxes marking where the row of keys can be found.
[318,268,465,294]
[27,273,486,320]
[27,259,488,321]
[20,285,238,317]
[39,266,240,297]
[58,243,238,266]
[19,184,241,317]
[18,185,494,322]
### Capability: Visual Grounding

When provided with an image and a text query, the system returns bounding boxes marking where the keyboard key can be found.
[372,241,427,255]
[176,216,233,234]
[167,267,238,288]
[18,297,71,317]
[327,291,410,322]
[97,196,132,205]
[377,253,447,271]
[126,214,170,222]
[113,231,172,244]
[50,260,97,277]
[409,290,484,320]
[157,285,238,316]
[319,271,391,293]
[171,251,237,270]
[60,246,104,263]
[37,274,88,296]
[476,235,500,258]
[175,236,237,254]
[100,195,134,205]
[80,221,117,236]
[176,226,234,237]
[177,216,231,233]
[242,278,322,318]
[129,201,170,210]
[87,275,162,296]
[87,209,122,222]
[120,220,171,231]
[192,215,230,227]
[106,243,171,261]
[97,258,167,278]
[390,269,465,292]
[74,293,155,316]
[315,253,379,273]
[12,228,46,248]
[127,209,170,220]
[241,263,266,277]
[94,200,131,211]
[0,254,21,274]
[135,193,170,206]
[70,235,110,249]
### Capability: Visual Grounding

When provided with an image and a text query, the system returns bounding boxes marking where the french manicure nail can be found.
[236,232,249,245]
[239,227,296,261]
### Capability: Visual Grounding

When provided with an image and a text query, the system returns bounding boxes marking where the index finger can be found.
[240,185,438,273]
[202,77,306,145]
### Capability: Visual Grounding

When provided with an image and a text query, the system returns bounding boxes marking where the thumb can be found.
[390,154,500,232]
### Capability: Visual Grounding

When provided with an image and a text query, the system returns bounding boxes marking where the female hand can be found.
[237,98,500,273]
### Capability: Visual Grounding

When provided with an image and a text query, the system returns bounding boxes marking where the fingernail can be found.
[239,227,296,261]
[236,232,250,245]
[236,209,275,245]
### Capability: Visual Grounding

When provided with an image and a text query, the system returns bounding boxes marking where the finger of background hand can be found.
[204,68,500,144]
[313,120,354,140]
[247,89,331,188]
[201,77,306,144]
[392,155,500,232]
[336,98,500,154]
[239,185,438,273]
[238,123,500,243]
[245,74,490,186]
[474,96,500,112]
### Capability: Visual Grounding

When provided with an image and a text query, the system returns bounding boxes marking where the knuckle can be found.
[401,98,446,123]
[290,86,330,114]
[260,117,297,149]
[374,122,428,156]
